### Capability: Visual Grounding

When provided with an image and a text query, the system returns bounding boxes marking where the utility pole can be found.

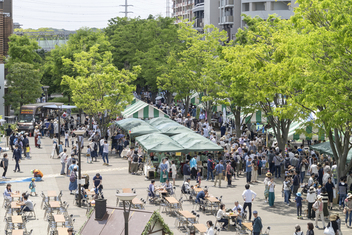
[120,0,133,18]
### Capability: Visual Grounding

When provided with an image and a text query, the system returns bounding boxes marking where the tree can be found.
[158,21,227,118]
[230,15,306,150]
[4,62,42,109]
[105,16,179,97]
[287,0,352,183]
[61,44,140,135]
[43,28,111,97]
[4,34,42,110]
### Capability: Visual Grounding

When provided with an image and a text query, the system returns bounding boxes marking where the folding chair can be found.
[22,203,36,220]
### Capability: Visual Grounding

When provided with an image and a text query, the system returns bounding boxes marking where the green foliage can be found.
[4,62,42,109]
[142,211,173,235]
[6,34,41,67]
[105,16,179,92]
[43,28,111,95]
[61,44,140,135]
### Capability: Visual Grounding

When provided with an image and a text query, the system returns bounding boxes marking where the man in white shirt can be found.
[232,201,243,212]
[59,149,67,175]
[102,140,109,166]
[242,184,257,221]
[308,173,315,187]
[310,163,318,175]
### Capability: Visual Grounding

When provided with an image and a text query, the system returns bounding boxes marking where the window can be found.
[271,1,290,10]
[253,2,266,11]
[242,3,249,11]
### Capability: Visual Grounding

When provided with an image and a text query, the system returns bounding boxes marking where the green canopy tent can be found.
[146,117,173,127]
[227,110,267,124]
[268,121,325,141]
[171,132,224,152]
[155,122,194,136]
[116,118,145,132]
[309,142,352,162]
[135,133,186,154]
[122,100,169,119]
[128,124,161,138]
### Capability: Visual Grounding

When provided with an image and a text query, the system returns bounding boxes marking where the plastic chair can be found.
[22,203,37,220]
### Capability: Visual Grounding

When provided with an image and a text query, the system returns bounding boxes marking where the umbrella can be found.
[115,134,125,139]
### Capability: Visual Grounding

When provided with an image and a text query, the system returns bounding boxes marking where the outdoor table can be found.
[54,214,66,227]
[132,198,143,205]
[193,224,207,234]
[12,216,23,224]
[49,201,61,208]
[194,187,203,193]
[57,227,69,235]
[47,191,57,198]
[11,192,21,198]
[122,188,132,193]
[243,222,253,231]
[86,190,95,196]
[11,230,24,235]
[179,210,196,219]
[205,197,220,213]
[226,212,238,226]
[11,202,21,209]
[164,197,181,215]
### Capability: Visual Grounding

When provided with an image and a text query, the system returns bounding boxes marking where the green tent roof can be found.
[171,132,224,152]
[129,124,161,138]
[122,100,169,119]
[135,133,185,153]
[309,142,351,162]
[146,117,173,127]
[155,122,194,136]
[116,118,145,132]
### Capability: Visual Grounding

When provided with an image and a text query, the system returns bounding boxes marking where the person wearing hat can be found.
[293,224,303,235]
[306,186,317,219]
[31,169,43,179]
[313,195,325,228]
[252,211,262,235]
[267,176,275,207]
[345,193,352,227]
[295,192,303,219]
[29,178,37,196]
[326,214,339,234]
[263,172,272,203]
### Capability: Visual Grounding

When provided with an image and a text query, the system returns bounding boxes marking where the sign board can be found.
[176,152,181,156]
[20,109,34,114]
[77,179,85,185]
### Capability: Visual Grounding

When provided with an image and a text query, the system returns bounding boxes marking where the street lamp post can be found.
[116,193,137,235]
[43,86,49,103]
[73,130,85,207]
[55,103,64,146]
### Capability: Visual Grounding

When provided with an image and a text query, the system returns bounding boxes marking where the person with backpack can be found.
[131,150,139,175]
[29,178,37,196]
[207,156,215,181]
[69,166,78,195]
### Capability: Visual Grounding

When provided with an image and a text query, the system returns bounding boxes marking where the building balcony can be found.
[219,15,234,25]
[219,0,234,8]
[193,18,204,29]
[192,3,204,13]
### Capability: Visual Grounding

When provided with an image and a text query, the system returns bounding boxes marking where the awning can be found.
[121,100,169,119]
[116,118,145,132]
[116,118,160,138]
[171,132,224,152]
[43,104,77,109]
[197,103,229,113]
[146,117,173,127]
[310,142,351,162]
[155,122,194,136]
[190,92,203,105]
[135,133,185,153]
[268,121,325,141]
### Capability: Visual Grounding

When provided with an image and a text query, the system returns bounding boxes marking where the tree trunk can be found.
[268,116,291,151]
[68,95,71,104]
[185,96,190,117]
[234,107,242,138]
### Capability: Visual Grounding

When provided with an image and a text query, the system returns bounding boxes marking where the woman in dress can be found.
[268,177,276,207]
[263,172,272,203]
[159,158,168,183]
[69,167,78,194]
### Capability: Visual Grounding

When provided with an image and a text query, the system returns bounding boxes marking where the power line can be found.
[119,0,133,18]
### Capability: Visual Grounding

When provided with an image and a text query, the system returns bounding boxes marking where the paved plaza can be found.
[0,135,349,235]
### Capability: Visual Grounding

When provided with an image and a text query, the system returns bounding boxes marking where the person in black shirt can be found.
[292,171,300,195]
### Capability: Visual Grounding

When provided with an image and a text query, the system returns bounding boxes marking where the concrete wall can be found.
[204,0,219,28]
[0,64,5,117]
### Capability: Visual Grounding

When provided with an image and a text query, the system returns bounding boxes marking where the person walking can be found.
[313,195,325,229]
[292,171,300,195]
[226,161,233,187]
[12,145,21,173]
[242,184,256,221]
[306,222,314,235]
[59,149,68,175]
[160,158,168,183]
[273,152,283,178]
[183,160,191,182]
[268,177,275,207]
[64,131,69,147]
[295,192,303,219]
[252,211,263,235]
[1,153,9,178]
[263,172,272,203]
[69,166,78,195]
[246,156,253,184]
[345,193,352,228]
[207,156,214,181]
[325,177,335,210]
[102,140,109,165]
[214,160,225,188]
[190,155,197,180]
[338,177,348,210]
[22,135,29,158]
[284,176,292,206]
[307,186,317,220]
[171,161,177,186]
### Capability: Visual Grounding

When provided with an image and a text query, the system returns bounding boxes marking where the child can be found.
[25,144,31,159]
[295,192,303,219]
[197,168,202,187]
[37,133,41,148]
[86,145,92,164]
[236,208,243,227]
[29,178,37,196]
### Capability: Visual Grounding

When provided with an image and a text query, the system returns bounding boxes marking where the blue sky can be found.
[14,0,168,30]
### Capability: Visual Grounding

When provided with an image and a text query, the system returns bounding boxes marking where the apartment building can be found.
[172,0,194,24]
[172,0,296,39]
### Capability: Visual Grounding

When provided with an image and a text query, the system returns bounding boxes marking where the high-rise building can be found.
[172,0,194,24]
[172,0,296,40]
